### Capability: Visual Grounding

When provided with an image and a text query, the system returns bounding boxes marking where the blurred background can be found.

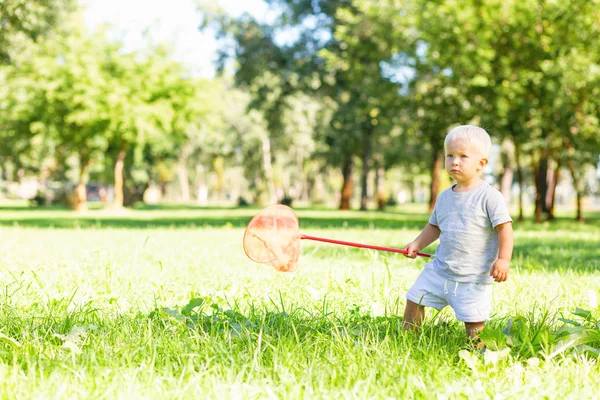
[1,0,599,222]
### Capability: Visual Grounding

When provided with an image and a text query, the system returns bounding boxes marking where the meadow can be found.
[0,203,599,399]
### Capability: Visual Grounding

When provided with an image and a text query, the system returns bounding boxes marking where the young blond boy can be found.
[403,125,514,341]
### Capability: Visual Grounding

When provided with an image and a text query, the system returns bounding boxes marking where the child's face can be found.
[444,139,488,184]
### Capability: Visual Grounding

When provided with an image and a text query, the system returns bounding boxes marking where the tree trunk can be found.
[177,162,190,202]
[124,180,149,207]
[428,150,443,212]
[533,154,548,223]
[195,164,208,205]
[0,161,7,181]
[113,147,126,209]
[213,156,225,199]
[567,160,584,222]
[547,161,560,220]
[514,141,525,222]
[261,137,277,204]
[500,166,513,205]
[360,131,372,211]
[339,156,354,210]
[408,179,416,203]
[176,145,191,202]
[575,191,583,222]
[306,170,315,202]
[291,146,302,200]
[375,151,385,211]
[534,136,551,222]
[499,139,514,204]
[533,162,542,222]
[74,156,89,212]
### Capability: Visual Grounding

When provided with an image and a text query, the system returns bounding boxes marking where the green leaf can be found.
[574,345,600,358]
[501,318,513,335]
[548,331,593,359]
[479,327,508,350]
[572,308,592,321]
[559,318,582,327]
[182,297,205,316]
[0,333,22,348]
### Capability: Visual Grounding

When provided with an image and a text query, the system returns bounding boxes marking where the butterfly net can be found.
[243,205,302,272]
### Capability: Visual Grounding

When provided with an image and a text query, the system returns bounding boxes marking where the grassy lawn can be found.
[0,204,599,398]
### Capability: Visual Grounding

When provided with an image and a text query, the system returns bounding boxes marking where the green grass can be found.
[0,205,599,398]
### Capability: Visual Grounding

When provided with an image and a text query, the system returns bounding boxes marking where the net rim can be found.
[242,204,300,263]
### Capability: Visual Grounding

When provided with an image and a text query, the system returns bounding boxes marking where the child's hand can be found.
[490,258,510,282]
[403,241,421,259]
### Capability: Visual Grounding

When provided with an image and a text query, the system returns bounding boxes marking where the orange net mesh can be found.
[243,205,301,272]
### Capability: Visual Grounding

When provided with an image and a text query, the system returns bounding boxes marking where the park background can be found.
[1,0,600,398]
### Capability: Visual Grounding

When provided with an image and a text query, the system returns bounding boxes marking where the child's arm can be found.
[403,223,440,258]
[490,222,513,282]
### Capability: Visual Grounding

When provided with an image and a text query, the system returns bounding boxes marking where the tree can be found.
[379,0,600,219]
[1,15,113,210]
[478,0,600,221]
[370,0,483,211]
[0,0,76,63]
[204,0,409,209]
[102,44,190,208]
[1,13,206,210]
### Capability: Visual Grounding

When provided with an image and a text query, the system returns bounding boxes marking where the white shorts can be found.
[406,265,492,323]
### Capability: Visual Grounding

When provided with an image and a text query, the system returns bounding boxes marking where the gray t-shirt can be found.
[428,181,512,284]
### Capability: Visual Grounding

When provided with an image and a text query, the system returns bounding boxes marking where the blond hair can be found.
[444,125,491,157]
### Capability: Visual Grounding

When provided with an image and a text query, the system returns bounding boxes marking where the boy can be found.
[403,125,513,343]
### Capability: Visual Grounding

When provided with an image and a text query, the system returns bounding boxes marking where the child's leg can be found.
[464,321,484,342]
[450,282,491,345]
[403,300,425,330]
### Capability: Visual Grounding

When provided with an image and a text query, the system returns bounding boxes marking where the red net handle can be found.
[300,234,432,258]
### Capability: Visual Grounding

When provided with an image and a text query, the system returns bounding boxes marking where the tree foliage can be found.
[1,0,599,218]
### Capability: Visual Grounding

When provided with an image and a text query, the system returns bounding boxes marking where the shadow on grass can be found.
[0,214,430,230]
[0,205,598,233]
[0,205,73,212]
[513,236,600,273]
[513,215,600,230]
[133,203,260,211]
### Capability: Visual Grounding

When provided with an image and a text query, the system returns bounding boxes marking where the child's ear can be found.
[479,157,488,170]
